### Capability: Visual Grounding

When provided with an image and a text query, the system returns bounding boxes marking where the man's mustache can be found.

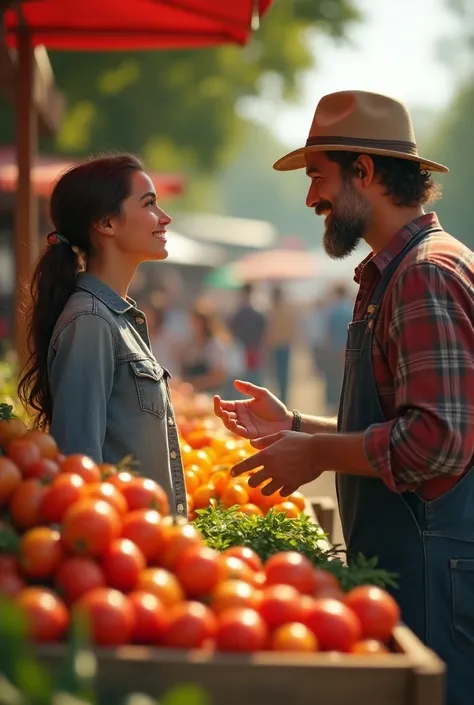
[315,200,332,216]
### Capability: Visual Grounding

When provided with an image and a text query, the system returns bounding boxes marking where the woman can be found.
[18,154,187,516]
[180,303,243,397]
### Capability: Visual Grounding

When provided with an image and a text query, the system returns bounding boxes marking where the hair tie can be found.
[47,231,71,246]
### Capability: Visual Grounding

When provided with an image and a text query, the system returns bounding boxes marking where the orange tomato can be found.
[287,491,306,511]
[221,482,249,509]
[271,623,318,652]
[20,527,64,579]
[184,449,212,473]
[210,579,260,615]
[184,468,200,494]
[248,484,281,512]
[350,639,390,655]
[186,463,207,485]
[238,503,264,517]
[192,483,218,510]
[137,567,184,606]
[208,470,229,495]
[272,501,300,518]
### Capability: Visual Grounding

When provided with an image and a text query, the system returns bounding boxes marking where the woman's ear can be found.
[92,216,115,238]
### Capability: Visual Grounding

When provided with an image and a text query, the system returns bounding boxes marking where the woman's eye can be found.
[146,200,155,207]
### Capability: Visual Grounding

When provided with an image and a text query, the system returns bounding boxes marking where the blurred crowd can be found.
[137,281,354,413]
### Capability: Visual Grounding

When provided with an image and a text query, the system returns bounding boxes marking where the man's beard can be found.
[317,180,372,260]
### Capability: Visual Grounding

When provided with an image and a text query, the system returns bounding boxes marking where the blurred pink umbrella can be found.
[233,249,320,282]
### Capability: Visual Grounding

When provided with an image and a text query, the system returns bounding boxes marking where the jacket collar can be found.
[76,272,135,315]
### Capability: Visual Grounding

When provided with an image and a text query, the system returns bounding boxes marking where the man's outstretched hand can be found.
[213,380,292,440]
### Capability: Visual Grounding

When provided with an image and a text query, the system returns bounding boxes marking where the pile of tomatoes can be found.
[179,419,307,521]
[0,420,400,655]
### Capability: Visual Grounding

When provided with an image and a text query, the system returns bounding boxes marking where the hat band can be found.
[305,135,418,156]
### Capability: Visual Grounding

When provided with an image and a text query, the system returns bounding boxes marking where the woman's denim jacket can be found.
[47,273,187,516]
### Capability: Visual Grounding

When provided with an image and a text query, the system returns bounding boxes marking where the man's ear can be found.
[354,154,375,187]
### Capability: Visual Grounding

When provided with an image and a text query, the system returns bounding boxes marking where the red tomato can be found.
[106,471,134,493]
[101,539,146,592]
[60,455,101,484]
[62,499,121,557]
[40,473,85,523]
[74,587,134,646]
[9,479,47,529]
[0,571,26,597]
[23,431,58,460]
[22,458,60,481]
[0,554,20,574]
[128,591,168,645]
[80,482,128,516]
[121,509,166,562]
[350,639,390,655]
[174,546,224,598]
[55,557,106,605]
[121,477,170,515]
[16,587,68,642]
[0,457,22,505]
[259,584,304,629]
[221,546,263,573]
[271,622,318,652]
[219,555,259,586]
[7,439,41,471]
[264,551,317,594]
[163,601,217,649]
[304,598,362,652]
[216,607,267,652]
[20,527,64,579]
[345,586,400,643]
[159,522,203,570]
[313,568,342,597]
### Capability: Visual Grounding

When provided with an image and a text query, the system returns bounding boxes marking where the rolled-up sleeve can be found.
[49,313,115,462]
[364,263,474,492]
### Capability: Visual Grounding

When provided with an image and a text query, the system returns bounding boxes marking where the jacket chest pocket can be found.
[130,359,167,418]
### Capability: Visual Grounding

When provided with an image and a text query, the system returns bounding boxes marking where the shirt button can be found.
[135,316,145,325]
[177,503,184,513]
[170,450,177,460]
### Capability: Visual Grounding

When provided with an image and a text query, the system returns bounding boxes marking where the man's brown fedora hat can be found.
[273,90,449,174]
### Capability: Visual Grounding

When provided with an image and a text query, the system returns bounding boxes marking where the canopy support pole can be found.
[15,22,38,371]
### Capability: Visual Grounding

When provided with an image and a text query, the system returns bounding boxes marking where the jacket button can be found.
[135,316,145,325]
[170,450,177,460]
[177,503,184,513]
[168,417,174,426]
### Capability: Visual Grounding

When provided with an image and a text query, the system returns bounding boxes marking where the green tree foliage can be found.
[423,82,474,248]
[39,0,359,172]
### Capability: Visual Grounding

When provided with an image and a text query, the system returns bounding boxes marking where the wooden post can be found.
[15,24,37,370]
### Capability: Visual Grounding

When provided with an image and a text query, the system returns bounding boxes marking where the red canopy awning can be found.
[0,147,186,199]
[5,0,273,50]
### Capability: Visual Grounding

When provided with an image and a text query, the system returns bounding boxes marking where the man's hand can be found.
[231,430,323,496]
[213,380,292,439]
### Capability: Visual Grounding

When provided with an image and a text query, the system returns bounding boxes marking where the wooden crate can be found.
[35,625,445,705]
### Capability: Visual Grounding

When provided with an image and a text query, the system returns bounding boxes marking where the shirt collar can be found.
[353,212,441,284]
[76,272,136,315]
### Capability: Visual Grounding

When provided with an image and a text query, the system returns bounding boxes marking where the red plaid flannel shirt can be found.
[355,213,474,500]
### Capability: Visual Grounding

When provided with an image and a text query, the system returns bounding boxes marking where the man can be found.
[229,283,267,387]
[214,90,474,705]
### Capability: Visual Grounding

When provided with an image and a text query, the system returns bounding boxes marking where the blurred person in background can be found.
[325,283,353,412]
[301,296,330,406]
[180,302,243,397]
[229,283,267,386]
[215,91,474,704]
[18,154,187,517]
[265,285,296,405]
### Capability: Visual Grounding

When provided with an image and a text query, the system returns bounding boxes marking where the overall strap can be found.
[370,225,442,309]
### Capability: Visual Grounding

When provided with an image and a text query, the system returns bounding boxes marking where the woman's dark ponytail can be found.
[18,241,79,428]
[18,153,143,429]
